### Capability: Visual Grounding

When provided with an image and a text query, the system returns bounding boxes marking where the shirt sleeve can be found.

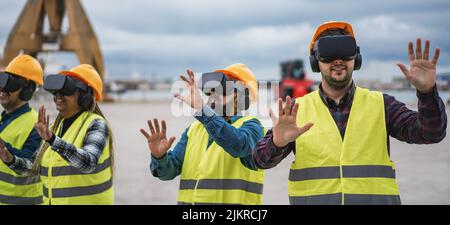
[252,128,295,169]
[150,127,189,181]
[51,119,110,173]
[193,105,265,159]
[4,128,42,160]
[5,129,42,176]
[385,85,447,144]
[8,155,34,176]
[252,99,297,169]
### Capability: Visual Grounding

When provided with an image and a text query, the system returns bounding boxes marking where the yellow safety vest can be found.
[40,111,113,205]
[178,116,265,205]
[0,108,43,204]
[289,87,401,205]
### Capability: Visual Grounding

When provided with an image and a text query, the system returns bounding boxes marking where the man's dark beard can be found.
[322,70,353,90]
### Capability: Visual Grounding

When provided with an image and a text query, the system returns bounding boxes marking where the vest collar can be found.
[1,103,31,121]
[59,110,85,137]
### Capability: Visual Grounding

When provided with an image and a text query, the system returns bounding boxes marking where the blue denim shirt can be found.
[0,103,42,160]
[150,105,264,181]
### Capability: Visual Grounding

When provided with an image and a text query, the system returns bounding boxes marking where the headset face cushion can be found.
[316,35,357,62]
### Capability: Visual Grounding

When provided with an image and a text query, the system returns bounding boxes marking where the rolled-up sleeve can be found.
[150,127,189,181]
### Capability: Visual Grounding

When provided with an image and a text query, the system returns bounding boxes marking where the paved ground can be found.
[30,99,450,204]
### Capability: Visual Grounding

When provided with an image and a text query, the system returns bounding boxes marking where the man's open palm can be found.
[397,38,440,93]
[270,96,314,148]
[140,119,176,159]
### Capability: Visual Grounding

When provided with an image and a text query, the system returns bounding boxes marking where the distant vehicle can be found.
[279,59,315,99]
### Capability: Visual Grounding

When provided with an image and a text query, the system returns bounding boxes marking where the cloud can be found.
[1,0,449,81]
[97,22,314,78]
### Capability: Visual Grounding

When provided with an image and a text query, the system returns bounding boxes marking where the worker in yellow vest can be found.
[140,64,266,205]
[253,21,447,205]
[0,54,44,204]
[4,64,114,205]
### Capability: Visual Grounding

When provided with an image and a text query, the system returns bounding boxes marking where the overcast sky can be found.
[1,0,449,81]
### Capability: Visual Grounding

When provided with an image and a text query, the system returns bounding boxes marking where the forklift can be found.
[279,59,315,99]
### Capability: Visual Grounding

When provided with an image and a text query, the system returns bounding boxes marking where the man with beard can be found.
[252,21,447,205]
[140,64,265,205]
[0,54,43,204]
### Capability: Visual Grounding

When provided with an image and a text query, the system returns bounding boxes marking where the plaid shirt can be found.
[253,83,447,169]
[9,118,109,175]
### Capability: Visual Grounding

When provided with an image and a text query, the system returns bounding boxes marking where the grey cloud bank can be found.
[1,0,449,81]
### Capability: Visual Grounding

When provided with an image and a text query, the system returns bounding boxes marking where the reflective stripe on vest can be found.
[0,171,41,185]
[179,179,263,194]
[178,116,265,205]
[289,193,401,205]
[289,87,401,205]
[40,112,113,205]
[40,158,111,177]
[0,193,43,205]
[0,109,43,205]
[43,178,113,198]
[289,165,396,181]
